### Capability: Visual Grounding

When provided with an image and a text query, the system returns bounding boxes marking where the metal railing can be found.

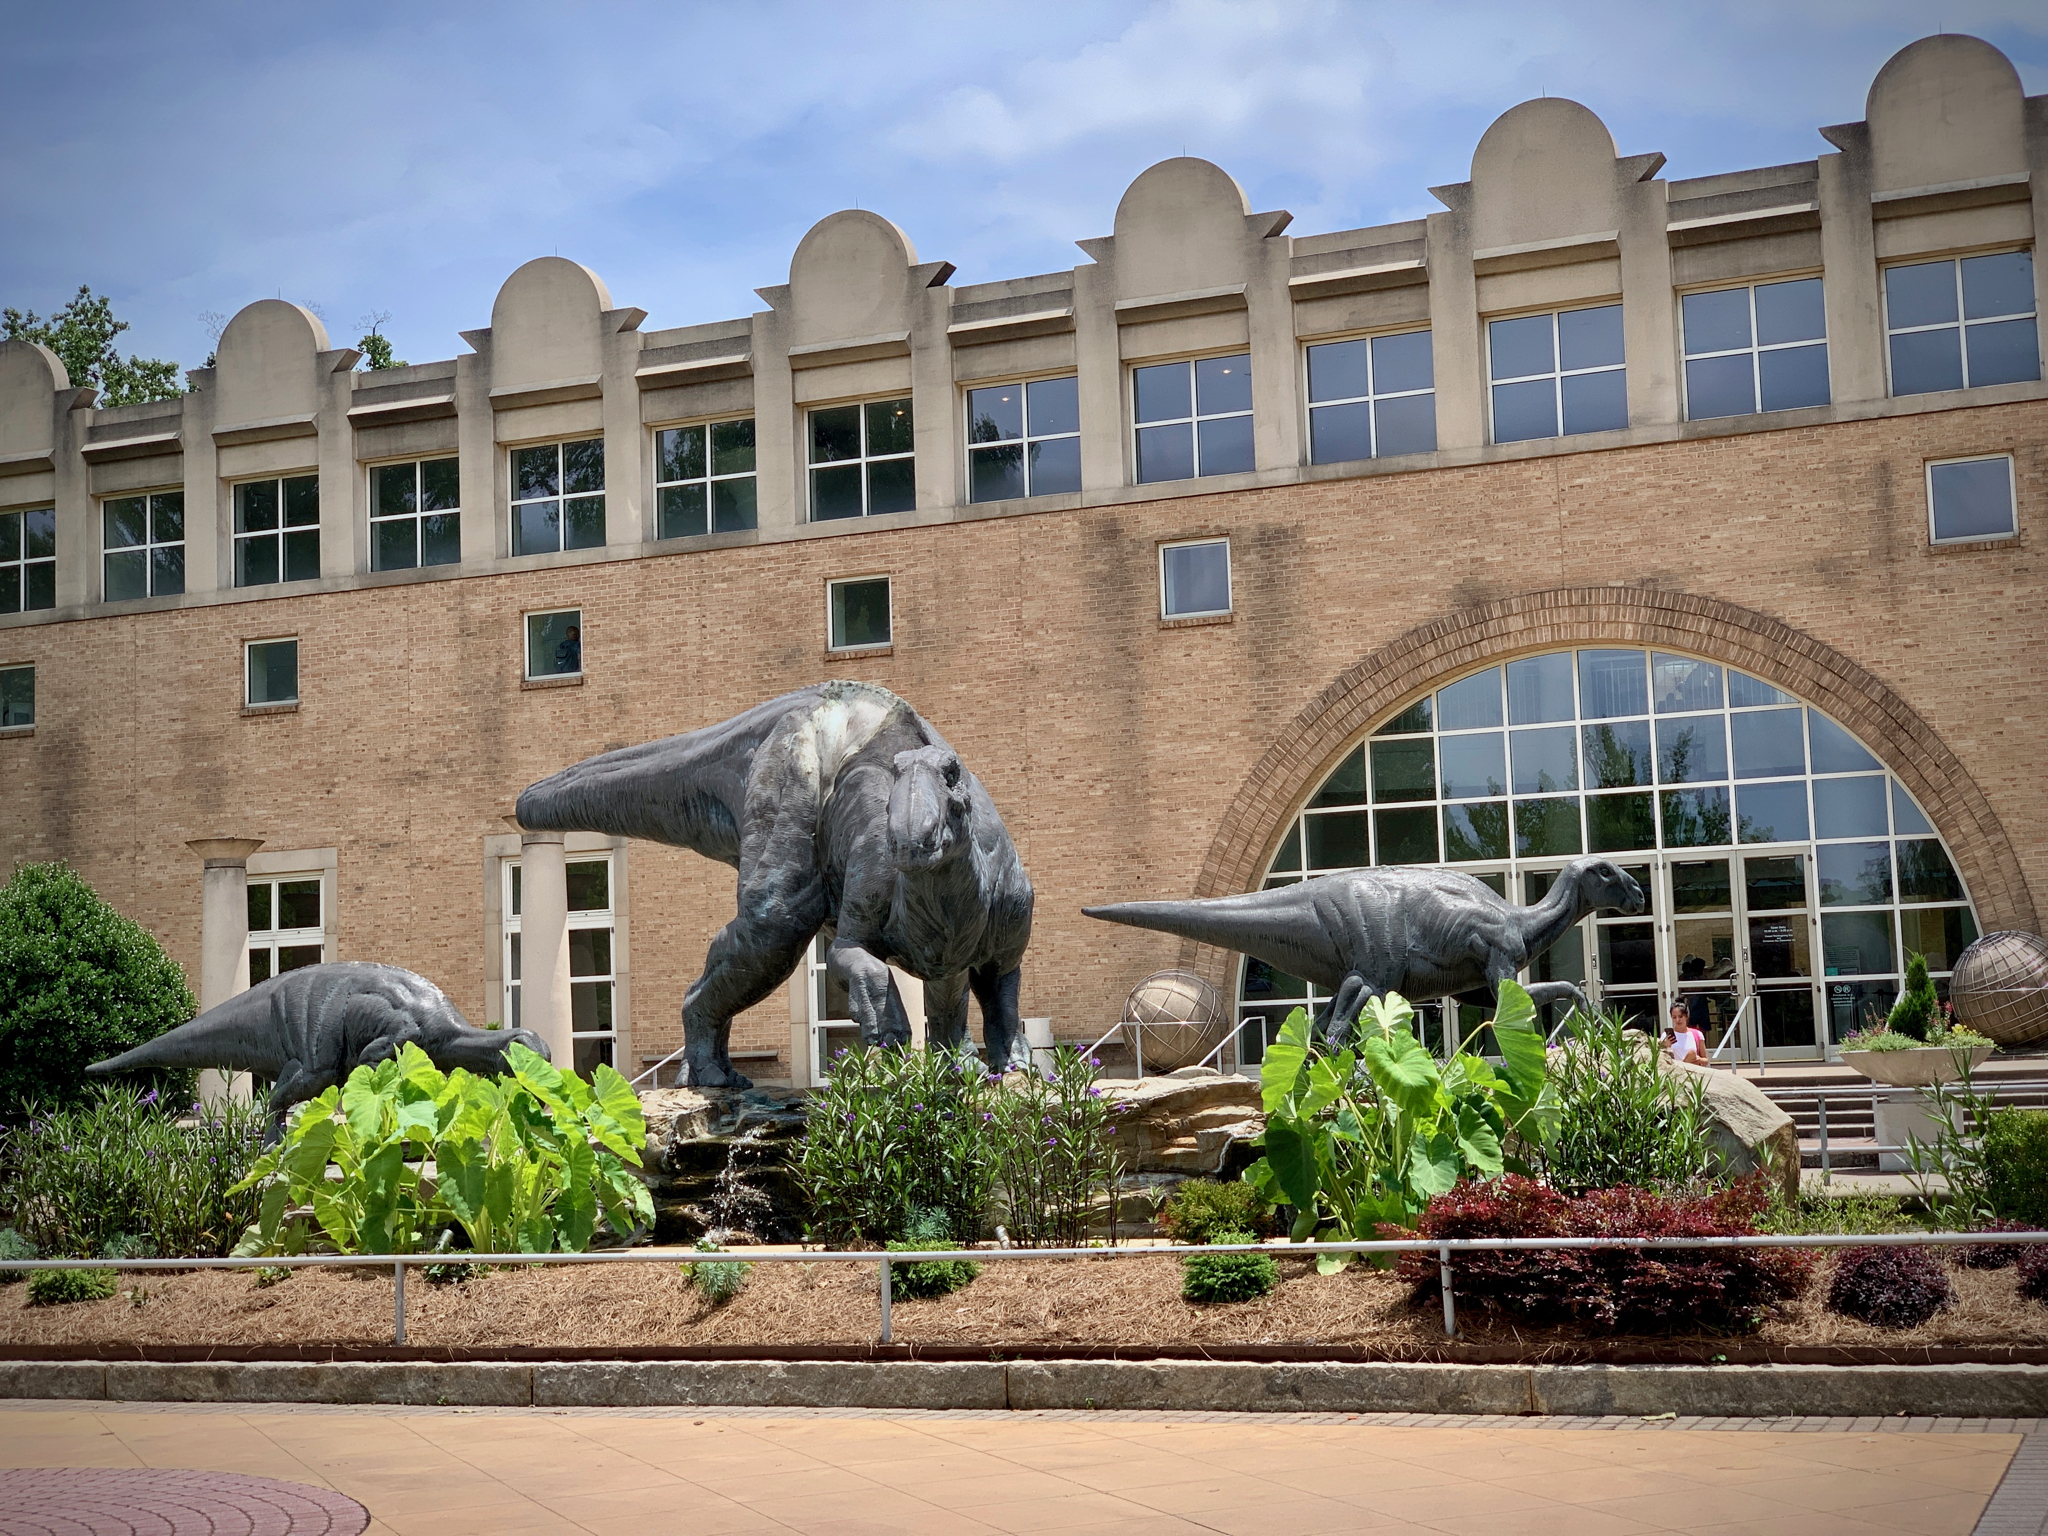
[1795,1077,2048,1177]
[12,1228,2045,1348]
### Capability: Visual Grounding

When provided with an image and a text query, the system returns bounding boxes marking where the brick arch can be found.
[1181,585,2034,980]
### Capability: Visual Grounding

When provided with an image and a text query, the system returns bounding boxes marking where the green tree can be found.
[356,310,405,370]
[0,863,197,1117]
[2,286,183,407]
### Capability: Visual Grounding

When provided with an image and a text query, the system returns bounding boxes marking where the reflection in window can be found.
[0,507,56,613]
[811,399,914,519]
[370,458,460,570]
[512,439,605,556]
[1,664,35,727]
[657,420,756,537]
[1489,305,1626,444]
[1885,252,2039,396]
[1134,355,1252,483]
[967,378,1080,501]
[829,576,892,650]
[1305,331,1435,462]
[102,491,185,599]
[234,476,320,586]
[248,877,323,984]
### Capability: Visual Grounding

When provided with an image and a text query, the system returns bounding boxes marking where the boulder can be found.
[1099,1067,1266,1176]
[1664,1059,1799,1202]
[637,1087,810,1244]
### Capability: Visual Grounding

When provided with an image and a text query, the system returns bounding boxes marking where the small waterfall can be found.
[703,1123,774,1245]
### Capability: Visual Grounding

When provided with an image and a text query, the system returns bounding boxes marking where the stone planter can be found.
[1839,1044,1993,1087]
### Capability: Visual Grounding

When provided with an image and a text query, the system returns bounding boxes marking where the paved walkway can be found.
[1,1402,2037,1536]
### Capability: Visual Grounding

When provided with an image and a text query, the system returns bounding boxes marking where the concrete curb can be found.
[2,1359,2044,1417]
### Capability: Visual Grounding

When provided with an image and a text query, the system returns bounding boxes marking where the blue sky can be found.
[4,1,2043,375]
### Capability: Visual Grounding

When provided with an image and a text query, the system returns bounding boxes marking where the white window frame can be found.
[1131,352,1254,484]
[653,416,758,538]
[524,607,584,681]
[1883,249,2040,396]
[806,934,861,1083]
[509,436,606,557]
[1301,329,1436,464]
[1926,454,2019,546]
[247,873,325,985]
[501,853,619,1069]
[806,397,915,521]
[230,474,320,588]
[244,636,299,707]
[1486,304,1626,445]
[367,455,461,572]
[100,488,185,601]
[0,506,56,614]
[1679,277,1830,421]
[826,574,892,653]
[1158,536,1232,620]
[0,661,33,729]
[963,374,1082,502]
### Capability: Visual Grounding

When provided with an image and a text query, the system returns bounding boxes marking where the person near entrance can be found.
[1664,1000,1706,1065]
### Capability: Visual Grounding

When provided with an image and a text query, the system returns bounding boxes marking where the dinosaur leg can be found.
[971,965,1029,1073]
[827,937,912,1049]
[1318,972,1378,1048]
[261,1062,329,1146]
[1517,980,1591,1019]
[678,911,817,1089]
[923,971,972,1054]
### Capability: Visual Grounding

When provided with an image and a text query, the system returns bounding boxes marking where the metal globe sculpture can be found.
[1949,931,2048,1047]
[1121,969,1227,1073]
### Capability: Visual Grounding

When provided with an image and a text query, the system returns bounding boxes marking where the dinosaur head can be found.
[889,745,972,871]
[441,1025,552,1075]
[1574,857,1648,917]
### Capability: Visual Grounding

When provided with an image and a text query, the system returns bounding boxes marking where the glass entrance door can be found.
[1740,851,1822,1059]
[1668,856,1743,1055]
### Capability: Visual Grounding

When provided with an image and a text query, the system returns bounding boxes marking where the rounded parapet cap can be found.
[489,256,614,335]
[217,300,330,360]
[186,837,266,868]
[1109,157,1254,301]
[1112,157,1251,240]
[785,209,921,346]
[0,337,72,394]
[1469,97,1622,249]
[1865,34,2026,190]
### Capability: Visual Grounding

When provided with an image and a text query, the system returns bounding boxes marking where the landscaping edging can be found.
[2,1359,2044,1417]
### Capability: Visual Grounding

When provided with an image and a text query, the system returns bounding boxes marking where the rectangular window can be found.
[101,490,185,600]
[1305,331,1436,462]
[1160,537,1231,619]
[0,664,31,728]
[0,507,57,613]
[503,854,618,1073]
[1133,354,1252,483]
[247,876,323,984]
[526,608,583,679]
[1682,278,1830,420]
[656,419,757,537]
[1488,305,1626,444]
[828,576,891,651]
[511,437,605,556]
[1886,251,2039,396]
[245,638,299,706]
[370,457,460,571]
[966,376,1081,502]
[233,475,320,587]
[809,398,914,520]
[1927,455,2017,544]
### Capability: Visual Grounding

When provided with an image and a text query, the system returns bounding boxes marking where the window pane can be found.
[247,883,272,932]
[1686,354,1755,420]
[1682,289,1751,355]
[1655,715,1726,784]
[1310,746,1366,807]
[1745,853,1807,912]
[1026,436,1081,496]
[420,457,459,511]
[1133,362,1190,423]
[150,544,184,596]
[1514,797,1581,857]
[527,611,581,677]
[562,438,604,493]
[966,385,1023,443]
[1195,354,1251,415]
[1806,712,1879,774]
[1491,379,1555,443]
[1583,721,1652,788]
[657,425,706,483]
[659,483,708,539]
[1892,781,1933,835]
[1135,422,1194,483]
[1588,792,1655,852]
[1670,858,1732,913]
[1887,261,1958,328]
[1896,840,1963,903]
[1965,317,2041,387]
[1161,541,1230,617]
[809,406,861,464]
[236,533,278,587]
[1727,670,1794,707]
[1437,668,1503,730]
[1559,305,1624,371]
[515,499,560,555]
[1369,737,1434,802]
[1653,654,1723,713]
[1755,277,1826,345]
[811,464,863,519]
[866,457,916,515]
[1812,774,1889,840]
[1373,393,1436,456]
[283,529,319,582]
[514,445,558,500]
[1306,338,1369,402]
[1890,328,1963,395]
[1309,401,1371,464]
[969,444,1025,504]
[1374,806,1438,864]
[374,518,416,571]
[1443,801,1509,861]
[1560,368,1627,435]
[0,665,32,727]
[1961,250,2033,320]
[23,508,53,559]
[1306,810,1368,869]
[710,418,756,476]
[865,398,914,457]
[1438,732,1505,799]
[373,463,416,518]
[0,512,16,562]
[712,477,758,532]
[1372,330,1433,394]
[1736,780,1808,843]
[1506,652,1574,724]
[421,513,460,566]
[103,549,147,602]
[1731,708,1804,778]
[1899,906,1976,971]
[1817,841,1892,906]
[1489,314,1553,380]
[278,879,320,931]
[1823,911,1894,977]
[569,927,612,979]
[1510,725,1577,793]
[283,476,319,527]
[1929,457,2015,541]
[1026,376,1079,437]
[565,859,609,912]
[235,479,278,533]
[247,640,297,705]
[1196,414,1254,476]
[1662,787,1731,847]
[564,496,605,549]
[571,989,614,1044]
[104,497,148,549]
[145,492,182,545]
[831,579,892,648]
[1268,823,1301,873]
[278,944,323,973]
[1758,343,1830,411]
[1598,922,1657,985]
[1576,649,1648,719]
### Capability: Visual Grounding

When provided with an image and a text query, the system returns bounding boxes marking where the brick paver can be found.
[0,1467,370,1535]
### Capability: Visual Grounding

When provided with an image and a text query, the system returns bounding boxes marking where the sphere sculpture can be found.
[1949,931,2048,1047]
[1122,969,1226,1073]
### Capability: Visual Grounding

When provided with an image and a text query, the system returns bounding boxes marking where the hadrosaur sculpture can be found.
[515,680,1035,1088]
[87,961,548,1139]
[1085,855,1646,1041]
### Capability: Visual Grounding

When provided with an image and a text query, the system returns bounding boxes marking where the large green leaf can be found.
[1259,1009,1312,1114]
[1406,1132,1463,1200]
[1360,992,1415,1040]
[1362,1026,1443,1119]
[1301,1053,1353,1119]
[355,1142,406,1254]
[1454,1101,1504,1177]
[280,1115,338,1189]
[342,1070,388,1144]
[556,1135,597,1252]
[586,1063,647,1165]
[1261,1116,1323,1215]
[1490,982,1549,1098]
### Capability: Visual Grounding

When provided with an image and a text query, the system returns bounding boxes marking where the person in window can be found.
[554,624,581,675]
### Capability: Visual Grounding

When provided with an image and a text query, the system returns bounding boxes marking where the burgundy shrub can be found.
[2016,1245,2048,1304]
[1953,1220,2032,1271]
[1826,1245,1954,1329]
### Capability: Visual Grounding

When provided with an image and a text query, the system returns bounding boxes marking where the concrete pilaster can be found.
[518,830,574,1069]
[1817,133,1885,406]
[187,836,264,1106]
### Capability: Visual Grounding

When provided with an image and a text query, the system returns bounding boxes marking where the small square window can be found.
[526,609,583,678]
[0,664,32,727]
[1160,538,1231,619]
[1927,455,2017,544]
[828,577,891,650]
[245,639,298,706]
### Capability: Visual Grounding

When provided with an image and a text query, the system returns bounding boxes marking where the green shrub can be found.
[1982,1107,2048,1228]
[26,1267,117,1307]
[1887,952,1938,1042]
[990,1047,1127,1249]
[1160,1179,1273,1245]
[683,1239,751,1305]
[0,1226,34,1282]
[1180,1230,1278,1304]
[252,1266,291,1289]
[1543,1008,1716,1195]
[887,1208,980,1299]
[0,863,197,1117]
[100,1233,156,1261]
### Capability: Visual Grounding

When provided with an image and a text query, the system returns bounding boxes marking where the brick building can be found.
[0,34,2041,1085]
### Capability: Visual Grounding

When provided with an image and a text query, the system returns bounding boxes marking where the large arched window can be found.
[1238,649,1979,1064]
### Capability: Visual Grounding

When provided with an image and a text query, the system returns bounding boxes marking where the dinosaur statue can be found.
[86,961,548,1140]
[514,680,1035,1088]
[1085,855,1646,1042]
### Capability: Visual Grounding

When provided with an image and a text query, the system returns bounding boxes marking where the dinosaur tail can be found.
[86,987,282,1077]
[1082,889,1333,976]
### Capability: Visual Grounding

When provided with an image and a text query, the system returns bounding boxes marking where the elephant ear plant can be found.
[230,1042,652,1256]
[1243,981,1554,1271]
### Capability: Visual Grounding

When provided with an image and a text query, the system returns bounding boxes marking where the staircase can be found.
[1738,1052,2048,1171]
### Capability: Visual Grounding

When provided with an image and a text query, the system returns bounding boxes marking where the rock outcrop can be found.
[637,1087,809,1244]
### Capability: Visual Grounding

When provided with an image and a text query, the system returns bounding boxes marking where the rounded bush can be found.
[1180,1230,1278,1304]
[2016,1246,2048,1305]
[1953,1221,2030,1271]
[26,1268,117,1307]
[1161,1179,1273,1245]
[0,1227,35,1283]
[1826,1245,1954,1328]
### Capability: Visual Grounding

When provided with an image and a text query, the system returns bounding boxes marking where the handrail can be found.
[1793,1077,2048,1178]
[1707,994,1756,1067]
[628,1042,688,1090]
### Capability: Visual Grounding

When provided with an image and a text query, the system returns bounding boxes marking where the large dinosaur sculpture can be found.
[1085,856,1645,1042]
[515,680,1035,1088]
[87,961,548,1140]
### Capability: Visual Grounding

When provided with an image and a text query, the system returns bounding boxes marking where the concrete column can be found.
[1817,135,1885,406]
[187,836,264,1106]
[750,308,799,532]
[1072,259,1126,492]
[519,829,575,1069]
[1424,207,1486,451]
